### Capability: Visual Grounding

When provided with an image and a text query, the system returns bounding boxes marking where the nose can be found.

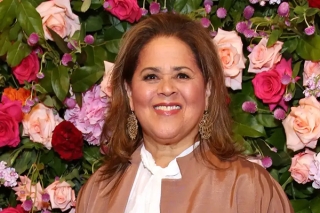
[157,77,177,97]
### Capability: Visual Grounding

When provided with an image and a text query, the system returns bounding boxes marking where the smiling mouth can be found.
[154,105,181,111]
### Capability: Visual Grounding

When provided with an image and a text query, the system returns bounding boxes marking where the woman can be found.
[76,13,293,213]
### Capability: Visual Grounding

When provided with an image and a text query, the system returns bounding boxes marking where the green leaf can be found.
[173,0,202,13]
[297,35,320,61]
[81,0,91,12]
[83,146,102,165]
[0,0,17,32]
[293,61,302,78]
[6,41,31,67]
[305,8,319,16]
[232,114,266,138]
[294,6,306,15]
[71,65,104,92]
[39,62,54,93]
[48,153,66,176]
[256,114,281,128]
[84,45,108,68]
[47,27,70,53]
[265,128,286,150]
[249,17,270,27]
[13,149,37,174]
[282,38,298,54]
[267,29,282,47]
[0,30,11,56]
[290,199,310,213]
[9,22,21,41]
[105,39,121,54]
[51,65,70,102]
[41,95,54,107]
[84,15,103,32]
[310,197,320,213]
[34,84,48,94]
[16,0,44,37]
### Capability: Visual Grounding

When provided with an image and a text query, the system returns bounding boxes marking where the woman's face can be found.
[126,36,211,145]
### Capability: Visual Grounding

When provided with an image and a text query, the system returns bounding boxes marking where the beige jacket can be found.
[76,146,294,213]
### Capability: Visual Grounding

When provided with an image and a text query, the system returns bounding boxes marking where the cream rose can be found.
[100,61,114,98]
[36,0,80,40]
[45,181,76,212]
[248,38,283,73]
[283,96,320,151]
[22,103,62,149]
[289,149,315,184]
[213,29,246,90]
[303,61,320,86]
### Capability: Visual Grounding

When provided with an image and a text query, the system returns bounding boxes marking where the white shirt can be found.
[125,142,200,213]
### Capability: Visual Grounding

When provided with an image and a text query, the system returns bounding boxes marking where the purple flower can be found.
[42,193,50,202]
[273,108,286,120]
[249,0,259,3]
[243,6,254,19]
[209,30,217,37]
[26,99,35,107]
[22,199,33,211]
[141,8,148,16]
[27,33,39,46]
[161,8,168,13]
[262,156,272,168]
[64,97,77,109]
[205,4,211,13]
[22,105,31,113]
[309,153,320,189]
[236,21,249,33]
[247,44,255,52]
[36,72,45,79]
[203,0,213,6]
[103,1,110,9]
[283,93,293,102]
[281,74,291,85]
[67,41,78,50]
[243,29,256,38]
[277,2,289,17]
[200,18,211,28]
[305,26,315,35]
[61,53,72,66]
[149,2,161,14]
[216,7,227,19]
[84,35,95,44]
[285,20,291,27]
[242,101,257,113]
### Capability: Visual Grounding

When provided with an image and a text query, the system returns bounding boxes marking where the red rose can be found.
[0,111,20,148]
[1,205,26,213]
[105,0,142,23]
[252,69,286,105]
[0,96,23,122]
[52,121,83,161]
[12,52,39,84]
[308,0,320,8]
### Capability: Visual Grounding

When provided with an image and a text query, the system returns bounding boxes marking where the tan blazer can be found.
[76,146,294,213]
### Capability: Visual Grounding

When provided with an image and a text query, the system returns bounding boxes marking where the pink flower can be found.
[22,103,63,149]
[65,85,109,145]
[303,61,320,86]
[309,152,320,189]
[36,0,80,40]
[12,52,39,84]
[45,180,75,212]
[100,61,114,98]
[0,111,20,148]
[0,205,26,213]
[283,96,320,151]
[104,0,142,23]
[0,96,23,122]
[248,38,283,73]
[213,29,246,90]
[12,176,43,211]
[289,149,315,184]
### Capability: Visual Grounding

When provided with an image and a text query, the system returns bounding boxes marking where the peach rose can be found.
[248,38,283,73]
[100,61,114,98]
[45,181,76,212]
[283,96,320,151]
[12,176,43,210]
[22,103,63,149]
[36,0,80,40]
[289,149,315,184]
[303,61,320,86]
[213,29,246,90]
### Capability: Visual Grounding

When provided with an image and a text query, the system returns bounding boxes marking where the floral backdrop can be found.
[0,0,320,212]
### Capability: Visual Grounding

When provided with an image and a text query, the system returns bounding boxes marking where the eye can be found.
[143,74,158,81]
[177,73,190,79]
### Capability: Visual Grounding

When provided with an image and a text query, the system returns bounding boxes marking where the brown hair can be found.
[100,12,239,192]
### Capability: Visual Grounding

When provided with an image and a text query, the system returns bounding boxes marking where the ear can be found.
[205,81,211,110]
[124,82,134,111]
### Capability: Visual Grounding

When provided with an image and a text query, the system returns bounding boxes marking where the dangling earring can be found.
[127,111,138,140]
[199,111,212,140]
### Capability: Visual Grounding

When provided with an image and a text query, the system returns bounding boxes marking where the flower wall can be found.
[0,0,320,212]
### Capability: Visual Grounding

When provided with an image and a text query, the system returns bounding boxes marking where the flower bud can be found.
[305,26,315,36]
[216,7,227,19]
[203,0,213,6]
[27,33,39,46]
[84,35,94,45]
[200,18,211,28]
[36,72,45,79]
[205,4,211,13]
[149,2,160,14]
[273,108,286,120]
[64,97,77,109]
[141,8,148,16]
[61,53,72,66]
[242,101,257,113]
[277,2,289,17]
[243,6,254,19]
[262,156,272,168]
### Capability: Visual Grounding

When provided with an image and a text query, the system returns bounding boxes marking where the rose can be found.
[0,111,20,148]
[12,52,39,85]
[52,121,84,161]
[248,38,283,73]
[105,0,142,23]
[213,29,246,90]
[303,61,320,86]
[289,149,315,184]
[45,181,76,211]
[1,205,26,213]
[100,61,114,97]
[22,103,63,149]
[36,0,81,40]
[252,69,286,110]
[0,96,23,122]
[283,96,320,151]
[3,87,31,105]
[308,0,320,8]
[12,176,43,210]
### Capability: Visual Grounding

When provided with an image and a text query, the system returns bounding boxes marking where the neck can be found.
[143,137,196,168]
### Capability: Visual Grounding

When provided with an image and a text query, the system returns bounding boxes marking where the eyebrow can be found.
[140,66,194,74]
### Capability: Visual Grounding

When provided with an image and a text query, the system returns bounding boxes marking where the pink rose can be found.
[248,38,283,73]
[12,176,43,210]
[289,149,315,184]
[0,205,26,213]
[36,0,80,40]
[45,181,76,211]
[0,96,23,122]
[303,61,320,86]
[283,96,320,151]
[105,0,142,23]
[12,52,39,84]
[252,68,286,110]
[22,103,63,149]
[100,61,114,98]
[0,111,20,148]
[213,29,246,90]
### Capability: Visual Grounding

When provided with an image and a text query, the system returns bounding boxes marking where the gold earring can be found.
[127,111,138,140]
[199,111,212,140]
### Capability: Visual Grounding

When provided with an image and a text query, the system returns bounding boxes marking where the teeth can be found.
[154,105,181,111]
